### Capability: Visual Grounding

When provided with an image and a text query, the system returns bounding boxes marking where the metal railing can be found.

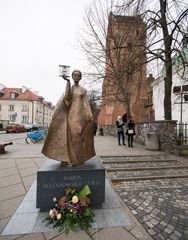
[176,122,188,145]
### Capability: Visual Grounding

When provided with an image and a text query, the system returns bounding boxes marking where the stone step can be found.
[110,174,188,182]
[115,177,188,190]
[102,158,177,164]
[115,175,188,191]
[100,154,176,163]
[103,161,184,169]
[108,168,188,180]
[101,154,168,159]
[106,165,188,171]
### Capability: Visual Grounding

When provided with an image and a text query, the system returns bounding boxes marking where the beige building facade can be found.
[0,85,54,128]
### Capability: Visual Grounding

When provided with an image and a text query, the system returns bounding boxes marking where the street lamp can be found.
[59,65,70,79]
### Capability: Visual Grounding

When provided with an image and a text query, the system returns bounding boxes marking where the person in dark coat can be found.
[126,117,135,147]
[93,121,98,136]
[98,124,104,136]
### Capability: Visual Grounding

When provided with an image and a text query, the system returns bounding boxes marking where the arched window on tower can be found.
[122,113,127,123]
[127,42,133,52]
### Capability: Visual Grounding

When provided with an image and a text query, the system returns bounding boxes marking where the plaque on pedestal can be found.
[36,156,105,211]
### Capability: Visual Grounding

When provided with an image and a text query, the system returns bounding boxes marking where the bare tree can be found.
[78,0,149,120]
[116,0,188,120]
[87,90,101,121]
[79,0,188,120]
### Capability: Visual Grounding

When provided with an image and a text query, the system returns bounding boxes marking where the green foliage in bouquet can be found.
[44,185,94,234]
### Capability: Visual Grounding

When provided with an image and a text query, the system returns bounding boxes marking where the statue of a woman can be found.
[42,70,96,166]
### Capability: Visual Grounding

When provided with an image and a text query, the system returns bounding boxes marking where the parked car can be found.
[6,124,26,133]
[25,124,39,132]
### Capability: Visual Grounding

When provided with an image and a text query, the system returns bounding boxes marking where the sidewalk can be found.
[0,135,163,240]
[95,135,163,157]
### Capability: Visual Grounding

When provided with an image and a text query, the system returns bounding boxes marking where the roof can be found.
[158,46,188,79]
[43,101,55,109]
[0,88,40,101]
[110,12,143,24]
[16,90,39,101]
[0,87,55,109]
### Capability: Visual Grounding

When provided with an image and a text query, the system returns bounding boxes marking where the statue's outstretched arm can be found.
[63,77,72,106]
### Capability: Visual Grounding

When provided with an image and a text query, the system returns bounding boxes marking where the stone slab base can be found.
[1,179,134,235]
[37,156,105,210]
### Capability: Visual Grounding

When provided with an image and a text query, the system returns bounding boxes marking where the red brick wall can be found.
[98,14,153,125]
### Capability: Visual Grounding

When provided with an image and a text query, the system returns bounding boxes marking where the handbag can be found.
[128,129,134,134]
[117,128,124,134]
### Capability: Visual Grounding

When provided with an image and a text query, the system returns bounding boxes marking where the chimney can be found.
[33,91,39,96]
[0,83,6,90]
[22,86,31,92]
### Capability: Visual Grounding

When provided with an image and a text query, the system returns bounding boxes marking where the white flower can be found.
[72,195,78,203]
[49,209,54,218]
[56,213,62,220]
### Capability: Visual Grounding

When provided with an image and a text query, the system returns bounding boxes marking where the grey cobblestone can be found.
[101,154,188,240]
[115,178,188,240]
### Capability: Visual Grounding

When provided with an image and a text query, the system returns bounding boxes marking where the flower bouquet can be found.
[44,185,94,234]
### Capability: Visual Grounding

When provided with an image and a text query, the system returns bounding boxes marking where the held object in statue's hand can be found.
[62,75,70,82]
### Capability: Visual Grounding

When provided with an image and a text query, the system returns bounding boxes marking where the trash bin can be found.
[145,132,159,150]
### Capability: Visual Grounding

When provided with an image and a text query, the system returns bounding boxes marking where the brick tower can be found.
[98,13,153,125]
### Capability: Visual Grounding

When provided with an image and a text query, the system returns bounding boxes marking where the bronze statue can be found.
[42,70,96,166]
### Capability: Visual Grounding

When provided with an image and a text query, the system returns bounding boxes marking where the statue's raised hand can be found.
[62,75,70,82]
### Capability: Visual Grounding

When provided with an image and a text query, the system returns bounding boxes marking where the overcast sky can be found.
[0,0,93,105]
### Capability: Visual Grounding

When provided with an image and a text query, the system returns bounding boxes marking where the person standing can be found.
[126,117,135,147]
[98,124,104,136]
[116,116,125,145]
[93,121,98,136]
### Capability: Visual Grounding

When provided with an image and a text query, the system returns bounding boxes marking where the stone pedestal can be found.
[36,156,105,211]
[145,132,159,150]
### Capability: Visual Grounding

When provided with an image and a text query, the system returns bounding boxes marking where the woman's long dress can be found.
[42,81,96,165]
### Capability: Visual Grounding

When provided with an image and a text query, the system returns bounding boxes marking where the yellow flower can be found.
[56,213,62,220]
[72,195,78,203]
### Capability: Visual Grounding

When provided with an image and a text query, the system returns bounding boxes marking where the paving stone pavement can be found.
[0,133,188,240]
[101,152,188,240]
[115,178,188,240]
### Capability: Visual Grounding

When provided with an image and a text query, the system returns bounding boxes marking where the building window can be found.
[10,92,17,99]
[22,115,27,123]
[9,105,14,111]
[22,105,28,111]
[9,114,16,122]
